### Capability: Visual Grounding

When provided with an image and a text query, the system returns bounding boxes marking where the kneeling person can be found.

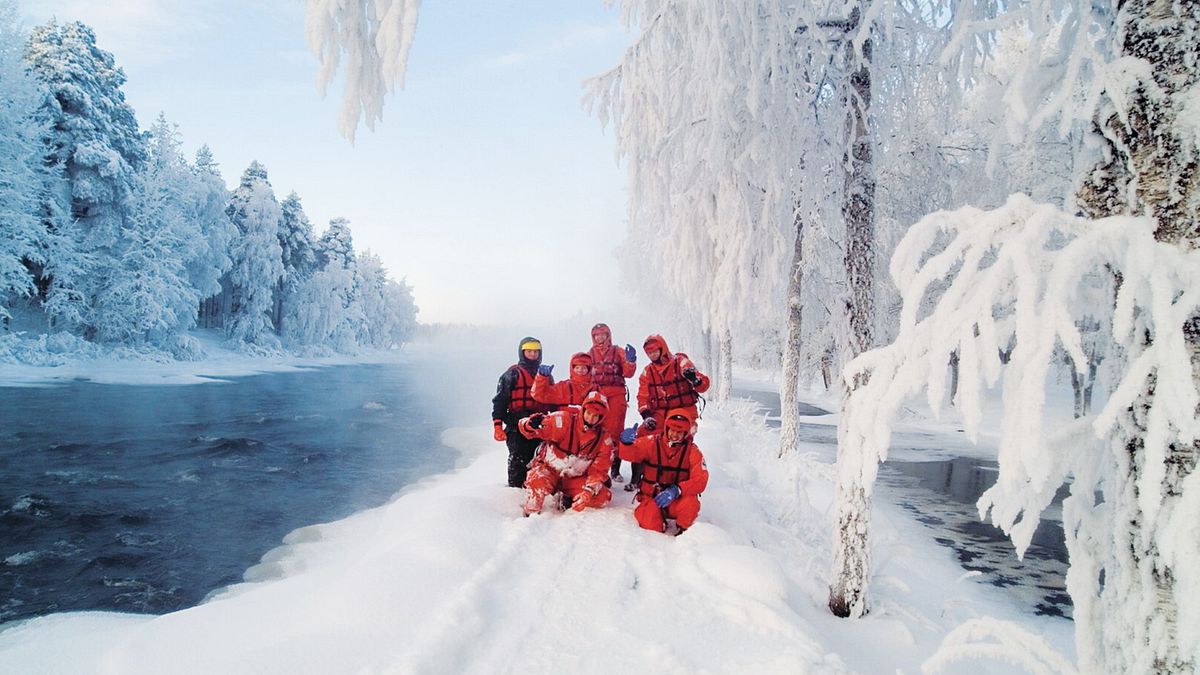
[618,408,709,535]
[518,391,615,516]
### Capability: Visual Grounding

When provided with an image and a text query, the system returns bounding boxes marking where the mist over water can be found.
[0,355,477,625]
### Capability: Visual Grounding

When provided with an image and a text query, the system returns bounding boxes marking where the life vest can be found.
[539,408,608,476]
[590,345,628,387]
[638,435,693,496]
[643,355,700,411]
[508,365,551,415]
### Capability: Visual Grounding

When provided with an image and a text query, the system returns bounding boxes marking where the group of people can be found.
[490,324,711,535]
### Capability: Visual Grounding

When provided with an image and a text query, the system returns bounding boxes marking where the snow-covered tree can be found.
[224,161,284,346]
[304,0,421,141]
[356,250,416,348]
[833,1,1199,672]
[184,145,235,308]
[285,217,361,351]
[0,0,49,325]
[25,19,146,336]
[93,115,199,349]
[274,192,318,336]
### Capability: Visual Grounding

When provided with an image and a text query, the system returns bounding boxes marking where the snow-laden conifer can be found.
[225,162,285,347]
[0,0,48,324]
[25,19,146,335]
[94,115,200,352]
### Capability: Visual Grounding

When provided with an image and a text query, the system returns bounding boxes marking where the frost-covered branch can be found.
[305,0,421,142]
[834,193,1200,668]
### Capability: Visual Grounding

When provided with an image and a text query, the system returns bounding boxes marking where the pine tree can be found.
[25,20,146,336]
[275,192,318,336]
[224,161,284,346]
[0,0,49,325]
[94,114,198,348]
[355,251,417,348]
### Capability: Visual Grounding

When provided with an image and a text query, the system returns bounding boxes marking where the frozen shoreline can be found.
[0,330,411,388]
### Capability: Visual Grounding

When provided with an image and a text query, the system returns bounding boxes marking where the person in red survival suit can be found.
[618,408,709,535]
[627,334,710,491]
[518,391,615,516]
[587,323,637,483]
[530,352,598,408]
[492,337,554,488]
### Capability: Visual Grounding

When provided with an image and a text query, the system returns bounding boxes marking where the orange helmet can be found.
[569,352,593,372]
[664,407,696,433]
[581,390,608,417]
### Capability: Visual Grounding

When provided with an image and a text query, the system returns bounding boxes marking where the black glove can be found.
[683,368,699,385]
[640,412,657,431]
[528,413,545,429]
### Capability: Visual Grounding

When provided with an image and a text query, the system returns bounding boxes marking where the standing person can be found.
[518,391,615,516]
[618,408,709,535]
[530,352,598,407]
[587,323,637,482]
[629,334,710,491]
[492,336,552,488]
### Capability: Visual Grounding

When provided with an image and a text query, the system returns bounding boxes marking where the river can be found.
[0,360,458,625]
[734,387,1072,618]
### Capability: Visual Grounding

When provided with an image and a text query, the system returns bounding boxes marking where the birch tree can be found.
[832,1,1199,672]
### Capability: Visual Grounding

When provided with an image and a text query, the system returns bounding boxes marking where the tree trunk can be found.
[829,377,871,618]
[842,36,875,361]
[948,350,960,407]
[716,326,733,403]
[829,15,877,619]
[701,327,714,379]
[1071,2,1198,671]
[780,214,806,458]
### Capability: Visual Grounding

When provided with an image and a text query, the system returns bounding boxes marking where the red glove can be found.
[493,420,507,442]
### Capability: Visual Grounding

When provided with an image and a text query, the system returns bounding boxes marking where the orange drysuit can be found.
[618,408,709,532]
[636,334,710,432]
[531,352,598,407]
[588,324,637,439]
[518,392,615,516]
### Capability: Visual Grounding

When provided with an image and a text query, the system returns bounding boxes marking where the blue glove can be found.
[654,485,681,508]
[538,364,553,377]
[624,344,637,362]
[620,425,639,444]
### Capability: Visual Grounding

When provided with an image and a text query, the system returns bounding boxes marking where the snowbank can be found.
[0,398,1073,674]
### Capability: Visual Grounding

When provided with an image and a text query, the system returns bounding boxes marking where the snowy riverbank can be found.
[0,388,1075,674]
[0,329,410,388]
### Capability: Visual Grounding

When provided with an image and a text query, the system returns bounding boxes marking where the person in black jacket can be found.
[492,336,552,487]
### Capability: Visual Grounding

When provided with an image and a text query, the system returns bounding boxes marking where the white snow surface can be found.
[0,366,1073,674]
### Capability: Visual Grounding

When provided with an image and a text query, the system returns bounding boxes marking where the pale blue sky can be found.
[20,0,631,324]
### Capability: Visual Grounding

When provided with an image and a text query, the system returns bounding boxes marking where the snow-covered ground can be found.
[0,351,1075,674]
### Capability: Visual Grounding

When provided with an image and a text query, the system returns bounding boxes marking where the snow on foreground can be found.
[0,403,1072,674]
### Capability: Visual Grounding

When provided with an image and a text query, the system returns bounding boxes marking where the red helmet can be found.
[581,391,608,416]
[569,352,593,372]
[664,408,696,433]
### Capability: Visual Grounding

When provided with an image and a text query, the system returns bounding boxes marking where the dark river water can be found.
[736,387,1072,618]
[0,361,457,625]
